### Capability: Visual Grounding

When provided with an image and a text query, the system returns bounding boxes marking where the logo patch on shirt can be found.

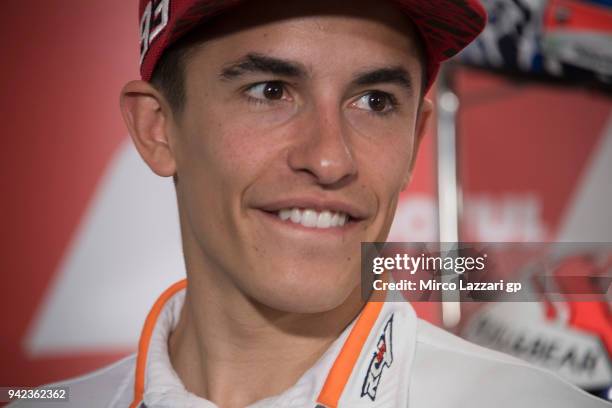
[361,314,394,401]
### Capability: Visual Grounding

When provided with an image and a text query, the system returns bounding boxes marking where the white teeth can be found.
[277,208,349,229]
[302,209,318,227]
[317,211,332,228]
[338,213,347,227]
[290,208,301,223]
[279,209,291,221]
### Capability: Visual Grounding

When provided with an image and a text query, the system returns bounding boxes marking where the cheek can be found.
[178,106,265,184]
[345,107,419,189]
[351,124,416,239]
[174,111,274,260]
[354,129,416,194]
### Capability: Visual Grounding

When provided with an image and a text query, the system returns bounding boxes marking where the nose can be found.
[287,105,357,186]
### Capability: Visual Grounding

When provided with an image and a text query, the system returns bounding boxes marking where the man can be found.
[11,0,608,407]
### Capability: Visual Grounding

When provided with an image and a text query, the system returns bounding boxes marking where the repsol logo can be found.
[140,0,170,63]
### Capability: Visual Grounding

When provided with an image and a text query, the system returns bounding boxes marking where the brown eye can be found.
[367,92,390,112]
[353,91,397,114]
[262,82,284,100]
[246,81,287,101]
[368,92,391,112]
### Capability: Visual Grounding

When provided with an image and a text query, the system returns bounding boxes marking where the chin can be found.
[246,263,361,314]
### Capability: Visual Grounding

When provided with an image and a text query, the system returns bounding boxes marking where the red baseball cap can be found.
[138,0,486,91]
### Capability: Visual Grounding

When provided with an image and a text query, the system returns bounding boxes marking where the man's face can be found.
[168,0,429,313]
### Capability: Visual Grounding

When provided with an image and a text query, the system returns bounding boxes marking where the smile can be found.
[277,208,349,229]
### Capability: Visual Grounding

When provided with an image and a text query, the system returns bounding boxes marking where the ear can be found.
[120,80,176,177]
[401,97,433,190]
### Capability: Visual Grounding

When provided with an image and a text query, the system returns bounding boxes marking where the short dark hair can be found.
[151,21,428,115]
[150,28,207,113]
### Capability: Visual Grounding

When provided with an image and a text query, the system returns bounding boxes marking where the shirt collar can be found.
[130,280,417,408]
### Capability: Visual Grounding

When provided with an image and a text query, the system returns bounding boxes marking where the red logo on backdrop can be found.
[540,253,612,357]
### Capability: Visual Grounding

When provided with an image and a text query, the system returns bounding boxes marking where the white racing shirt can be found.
[12,280,609,407]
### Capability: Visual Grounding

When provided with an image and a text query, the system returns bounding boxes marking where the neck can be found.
[168,257,364,408]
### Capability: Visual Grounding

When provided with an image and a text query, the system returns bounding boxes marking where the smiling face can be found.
[161,0,431,313]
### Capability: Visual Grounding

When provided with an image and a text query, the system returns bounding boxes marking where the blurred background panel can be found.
[454,0,612,400]
[458,67,611,243]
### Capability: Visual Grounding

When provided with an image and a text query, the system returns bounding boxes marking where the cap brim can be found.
[141,0,486,90]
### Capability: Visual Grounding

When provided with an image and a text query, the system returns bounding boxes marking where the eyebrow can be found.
[220,54,413,93]
[352,67,413,91]
[220,53,307,80]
